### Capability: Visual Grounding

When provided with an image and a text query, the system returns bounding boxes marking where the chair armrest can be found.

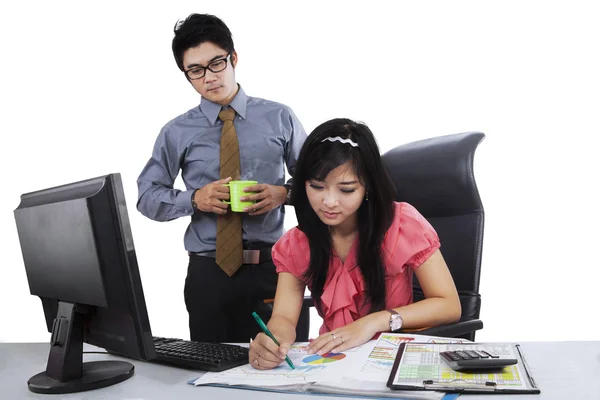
[302,296,314,308]
[403,319,483,338]
[269,296,481,340]
[281,297,482,340]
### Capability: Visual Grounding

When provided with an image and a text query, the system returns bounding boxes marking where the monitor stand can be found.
[27,301,135,394]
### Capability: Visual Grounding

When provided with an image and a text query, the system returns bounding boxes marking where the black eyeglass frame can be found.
[184,53,233,80]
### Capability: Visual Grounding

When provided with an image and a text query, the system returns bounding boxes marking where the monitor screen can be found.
[13,173,155,394]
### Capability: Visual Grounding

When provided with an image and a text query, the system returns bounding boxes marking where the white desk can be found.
[1,341,598,399]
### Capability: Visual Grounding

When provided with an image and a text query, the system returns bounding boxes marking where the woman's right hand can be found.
[248,327,295,370]
[248,274,304,370]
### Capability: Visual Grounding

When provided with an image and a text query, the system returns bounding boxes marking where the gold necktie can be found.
[216,108,243,276]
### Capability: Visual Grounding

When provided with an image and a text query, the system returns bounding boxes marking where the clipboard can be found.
[386,342,541,394]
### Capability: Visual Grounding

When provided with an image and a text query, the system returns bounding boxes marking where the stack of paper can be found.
[192,333,471,399]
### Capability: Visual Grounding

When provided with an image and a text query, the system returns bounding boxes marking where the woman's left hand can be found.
[306,315,379,355]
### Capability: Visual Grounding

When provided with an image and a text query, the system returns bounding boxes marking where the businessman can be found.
[137,13,307,343]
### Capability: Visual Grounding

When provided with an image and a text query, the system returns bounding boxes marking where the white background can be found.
[1,1,598,343]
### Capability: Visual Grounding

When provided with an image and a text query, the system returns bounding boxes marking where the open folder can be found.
[387,342,541,395]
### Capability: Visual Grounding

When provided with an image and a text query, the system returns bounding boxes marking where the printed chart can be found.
[359,335,417,375]
[358,333,468,377]
[368,346,397,361]
[303,352,346,364]
[390,343,529,390]
[377,334,416,348]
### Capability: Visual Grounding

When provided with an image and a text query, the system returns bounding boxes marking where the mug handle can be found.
[222,182,232,204]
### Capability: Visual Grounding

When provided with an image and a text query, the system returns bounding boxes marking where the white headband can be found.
[321,136,359,147]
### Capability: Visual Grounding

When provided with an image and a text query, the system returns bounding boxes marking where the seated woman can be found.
[249,118,461,370]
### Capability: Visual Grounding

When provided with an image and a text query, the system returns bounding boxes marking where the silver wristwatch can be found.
[387,309,403,332]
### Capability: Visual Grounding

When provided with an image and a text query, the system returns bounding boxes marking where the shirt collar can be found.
[200,84,248,126]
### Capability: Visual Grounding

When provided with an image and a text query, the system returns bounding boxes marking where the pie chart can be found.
[302,352,346,364]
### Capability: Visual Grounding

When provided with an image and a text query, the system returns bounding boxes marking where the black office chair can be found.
[262,131,485,342]
[381,131,486,341]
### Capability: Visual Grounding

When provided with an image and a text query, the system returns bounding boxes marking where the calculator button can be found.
[455,351,472,359]
[481,350,500,358]
[473,350,490,358]
[441,351,460,361]
[465,350,481,358]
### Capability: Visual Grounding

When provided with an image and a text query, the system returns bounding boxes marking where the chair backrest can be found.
[381,132,485,322]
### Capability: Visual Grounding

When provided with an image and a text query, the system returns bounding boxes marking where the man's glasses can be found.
[185,54,232,80]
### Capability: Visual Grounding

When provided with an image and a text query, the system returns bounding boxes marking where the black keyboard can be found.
[151,336,249,372]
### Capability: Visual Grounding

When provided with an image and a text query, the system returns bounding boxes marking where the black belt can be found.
[189,247,272,265]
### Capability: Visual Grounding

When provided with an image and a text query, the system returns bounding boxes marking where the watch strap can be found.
[283,184,292,205]
[191,189,200,211]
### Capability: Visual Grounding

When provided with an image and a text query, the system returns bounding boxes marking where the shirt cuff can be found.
[176,189,196,214]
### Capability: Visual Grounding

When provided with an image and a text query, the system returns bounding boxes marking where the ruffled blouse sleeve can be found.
[272,227,311,280]
[384,202,441,275]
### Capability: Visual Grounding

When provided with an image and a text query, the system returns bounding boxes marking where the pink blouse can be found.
[272,202,440,335]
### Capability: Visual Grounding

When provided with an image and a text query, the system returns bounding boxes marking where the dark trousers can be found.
[184,254,278,343]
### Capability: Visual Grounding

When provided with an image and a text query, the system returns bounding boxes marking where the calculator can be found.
[440,350,518,371]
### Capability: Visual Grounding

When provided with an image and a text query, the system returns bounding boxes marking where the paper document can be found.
[390,343,531,390]
[193,333,469,399]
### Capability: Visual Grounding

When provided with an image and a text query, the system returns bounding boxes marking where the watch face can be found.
[390,315,403,331]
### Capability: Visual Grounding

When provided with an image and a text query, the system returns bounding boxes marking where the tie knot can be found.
[218,108,236,122]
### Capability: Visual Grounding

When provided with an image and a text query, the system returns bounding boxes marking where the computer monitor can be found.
[13,173,155,394]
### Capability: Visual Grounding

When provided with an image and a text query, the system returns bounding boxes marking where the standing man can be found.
[137,13,307,343]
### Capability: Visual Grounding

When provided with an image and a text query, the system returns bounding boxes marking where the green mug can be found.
[223,180,257,212]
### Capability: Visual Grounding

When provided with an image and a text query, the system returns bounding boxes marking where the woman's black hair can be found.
[292,118,397,314]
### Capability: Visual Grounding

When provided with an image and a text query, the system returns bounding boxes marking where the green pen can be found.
[251,312,295,369]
